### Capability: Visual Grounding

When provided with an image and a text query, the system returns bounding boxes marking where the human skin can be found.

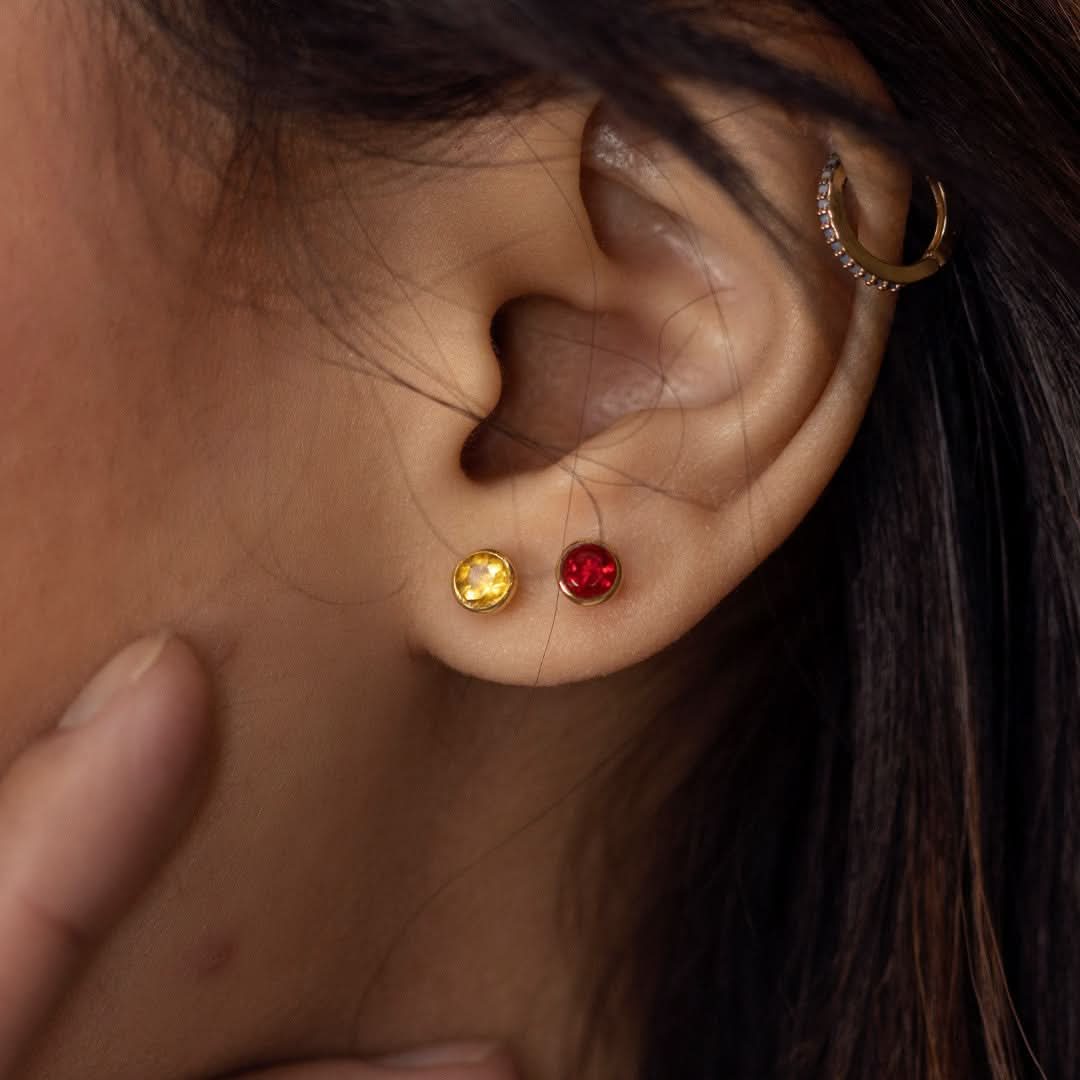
[0,2,907,1077]
[0,630,518,1080]
[1,6,650,1076]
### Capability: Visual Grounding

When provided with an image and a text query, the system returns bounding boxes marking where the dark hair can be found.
[117,2,1080,1077]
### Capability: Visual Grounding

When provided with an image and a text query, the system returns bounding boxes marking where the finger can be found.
[237,1045,518,1079]
[0,634,212,1075]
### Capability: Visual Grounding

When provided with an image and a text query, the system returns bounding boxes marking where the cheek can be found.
[0,122,213,762]
[0,275,200,757]
[0,6,250,761]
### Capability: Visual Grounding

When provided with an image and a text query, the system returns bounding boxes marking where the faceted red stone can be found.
[559,542,621,603]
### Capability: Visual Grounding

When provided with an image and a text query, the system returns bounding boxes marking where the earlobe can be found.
[401,81,911,687]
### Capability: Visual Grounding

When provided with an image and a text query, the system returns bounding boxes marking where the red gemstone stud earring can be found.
[557,540,623,606]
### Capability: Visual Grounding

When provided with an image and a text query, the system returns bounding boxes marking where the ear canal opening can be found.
[460,295,678,482]
[461,104,738,485]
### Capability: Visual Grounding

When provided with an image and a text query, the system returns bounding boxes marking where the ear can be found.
[374,48,908,687]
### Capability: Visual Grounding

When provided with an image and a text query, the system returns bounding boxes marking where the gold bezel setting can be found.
[556,540,623,607]
[452,550,518,614]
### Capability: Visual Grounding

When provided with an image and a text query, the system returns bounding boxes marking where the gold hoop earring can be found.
[818,154,954,292]
[452,550,517,613]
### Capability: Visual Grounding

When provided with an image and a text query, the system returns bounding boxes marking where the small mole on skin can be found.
[191,933,238,981]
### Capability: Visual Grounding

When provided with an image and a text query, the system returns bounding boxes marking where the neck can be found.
[27,570,675,1079]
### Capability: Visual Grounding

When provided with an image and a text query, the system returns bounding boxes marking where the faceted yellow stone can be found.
[452,550,516,613]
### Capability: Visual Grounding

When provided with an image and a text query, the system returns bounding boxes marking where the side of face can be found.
[1,11,443,1071]
[0,2,413,744]
[2,3,911,1077]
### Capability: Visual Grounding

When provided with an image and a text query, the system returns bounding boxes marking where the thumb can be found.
[0,633,213,1075]
[237,1044,519,1079]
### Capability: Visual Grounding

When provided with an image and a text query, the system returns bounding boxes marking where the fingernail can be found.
[372,1042,500,1069]
[60,633,172,730]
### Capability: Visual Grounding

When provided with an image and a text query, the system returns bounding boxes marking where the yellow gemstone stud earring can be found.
[818,153,954,291]
[452,550,518,613]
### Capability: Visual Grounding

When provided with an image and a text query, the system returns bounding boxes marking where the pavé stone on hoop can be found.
[818,156,901,293]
